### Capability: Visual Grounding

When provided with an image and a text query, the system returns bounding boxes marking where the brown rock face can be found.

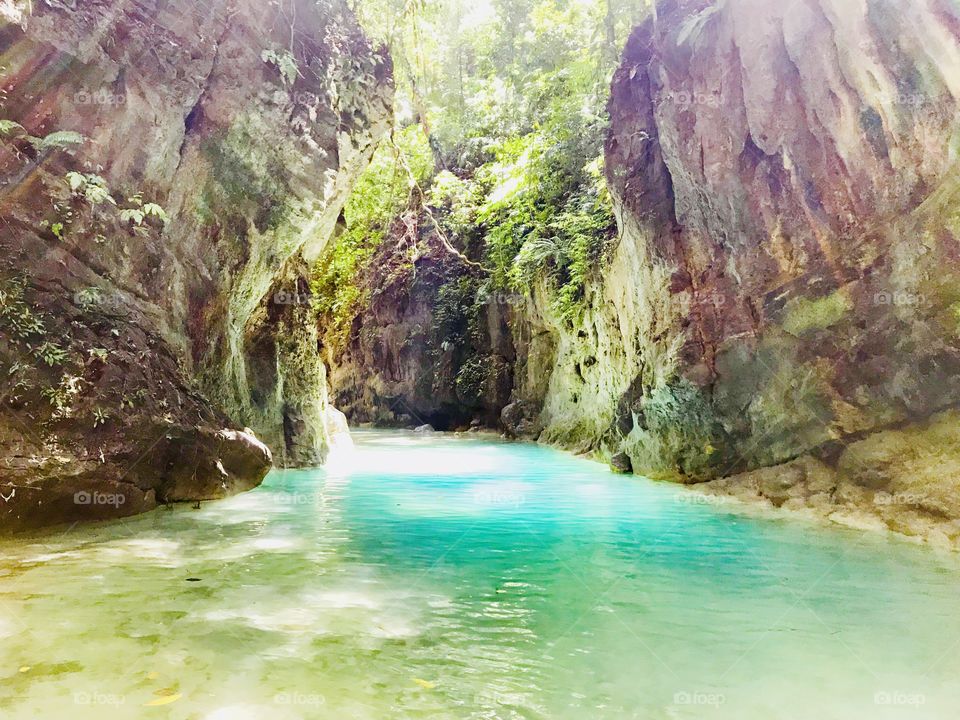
[496,0,960,543]
[514,0,960,479]
[326,211,514,430]
[502,0,960,542]
[0,0,391,531]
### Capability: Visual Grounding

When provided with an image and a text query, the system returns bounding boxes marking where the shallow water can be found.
[1,430,959,719]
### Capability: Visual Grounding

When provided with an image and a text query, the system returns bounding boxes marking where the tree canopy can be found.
[314,0,651,353]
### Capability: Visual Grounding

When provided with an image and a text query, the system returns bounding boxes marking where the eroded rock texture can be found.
[0,0,391,531]
[326,209,514,429]
[510,0,960,540]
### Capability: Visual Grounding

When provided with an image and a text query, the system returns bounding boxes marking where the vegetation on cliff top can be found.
[313,0,648,354]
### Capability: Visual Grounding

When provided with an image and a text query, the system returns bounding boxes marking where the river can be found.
[1,430,959,718]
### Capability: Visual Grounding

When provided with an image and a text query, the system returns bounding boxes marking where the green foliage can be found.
[343,0,636,323]
[431,275,481,348]
[119,208,144,225]
[311,125,433,354]
[34,341,69,366]
[261,48,300,86]
[143,203,168,222]
[330,53,382,116]
[0,119,85,162]
[0,276,46,340]
[428,170,483,238]
[40,374,84,419]
[0,119,25,137]
[6,361,34,397]
[61,172,167,240]
[32,130,85,150]
[92,406,110,427]
[75,287,102,310]
[65,172,115,206]
[508,169,616,320]
[119,193,169,227]
[430,123,616,321]
[455,355,487,403]
[429,274,490,406]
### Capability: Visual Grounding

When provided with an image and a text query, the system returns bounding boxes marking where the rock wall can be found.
[0,0,391,531]
[507,0,960,542]
[326,209,514,429]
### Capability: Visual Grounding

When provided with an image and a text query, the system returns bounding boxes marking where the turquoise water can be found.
[2,430,960,719]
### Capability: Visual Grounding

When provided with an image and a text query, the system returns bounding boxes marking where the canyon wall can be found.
[508,0,960,542]
[326,210,514,430]
[0,0,391,531]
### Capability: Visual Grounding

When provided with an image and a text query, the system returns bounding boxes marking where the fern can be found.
[33,130,85,150]
[121,202,166,226]
[0,119,26,137]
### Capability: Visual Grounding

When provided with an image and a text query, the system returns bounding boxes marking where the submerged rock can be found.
[0,424,273,533]
[697,411,960,547]
[413,424,435,433]
[500,401,543,440]
[610,452,633,475]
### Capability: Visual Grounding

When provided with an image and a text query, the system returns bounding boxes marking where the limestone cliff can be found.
[0,0,391,531]
[325,208,514,429]
[508,0,960,542]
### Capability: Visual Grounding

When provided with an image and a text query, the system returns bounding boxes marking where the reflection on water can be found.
[1,430,959,719]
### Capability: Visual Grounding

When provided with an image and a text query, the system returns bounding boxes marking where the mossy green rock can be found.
[509,0,960,511]
[0,0,391,531]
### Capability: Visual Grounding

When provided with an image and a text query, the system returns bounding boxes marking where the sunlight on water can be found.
[2,430,960,719]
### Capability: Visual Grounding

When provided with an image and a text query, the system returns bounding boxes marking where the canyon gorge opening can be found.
[2,0,960,717]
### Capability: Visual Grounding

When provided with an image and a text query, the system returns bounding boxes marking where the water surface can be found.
[2,431,959,718]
